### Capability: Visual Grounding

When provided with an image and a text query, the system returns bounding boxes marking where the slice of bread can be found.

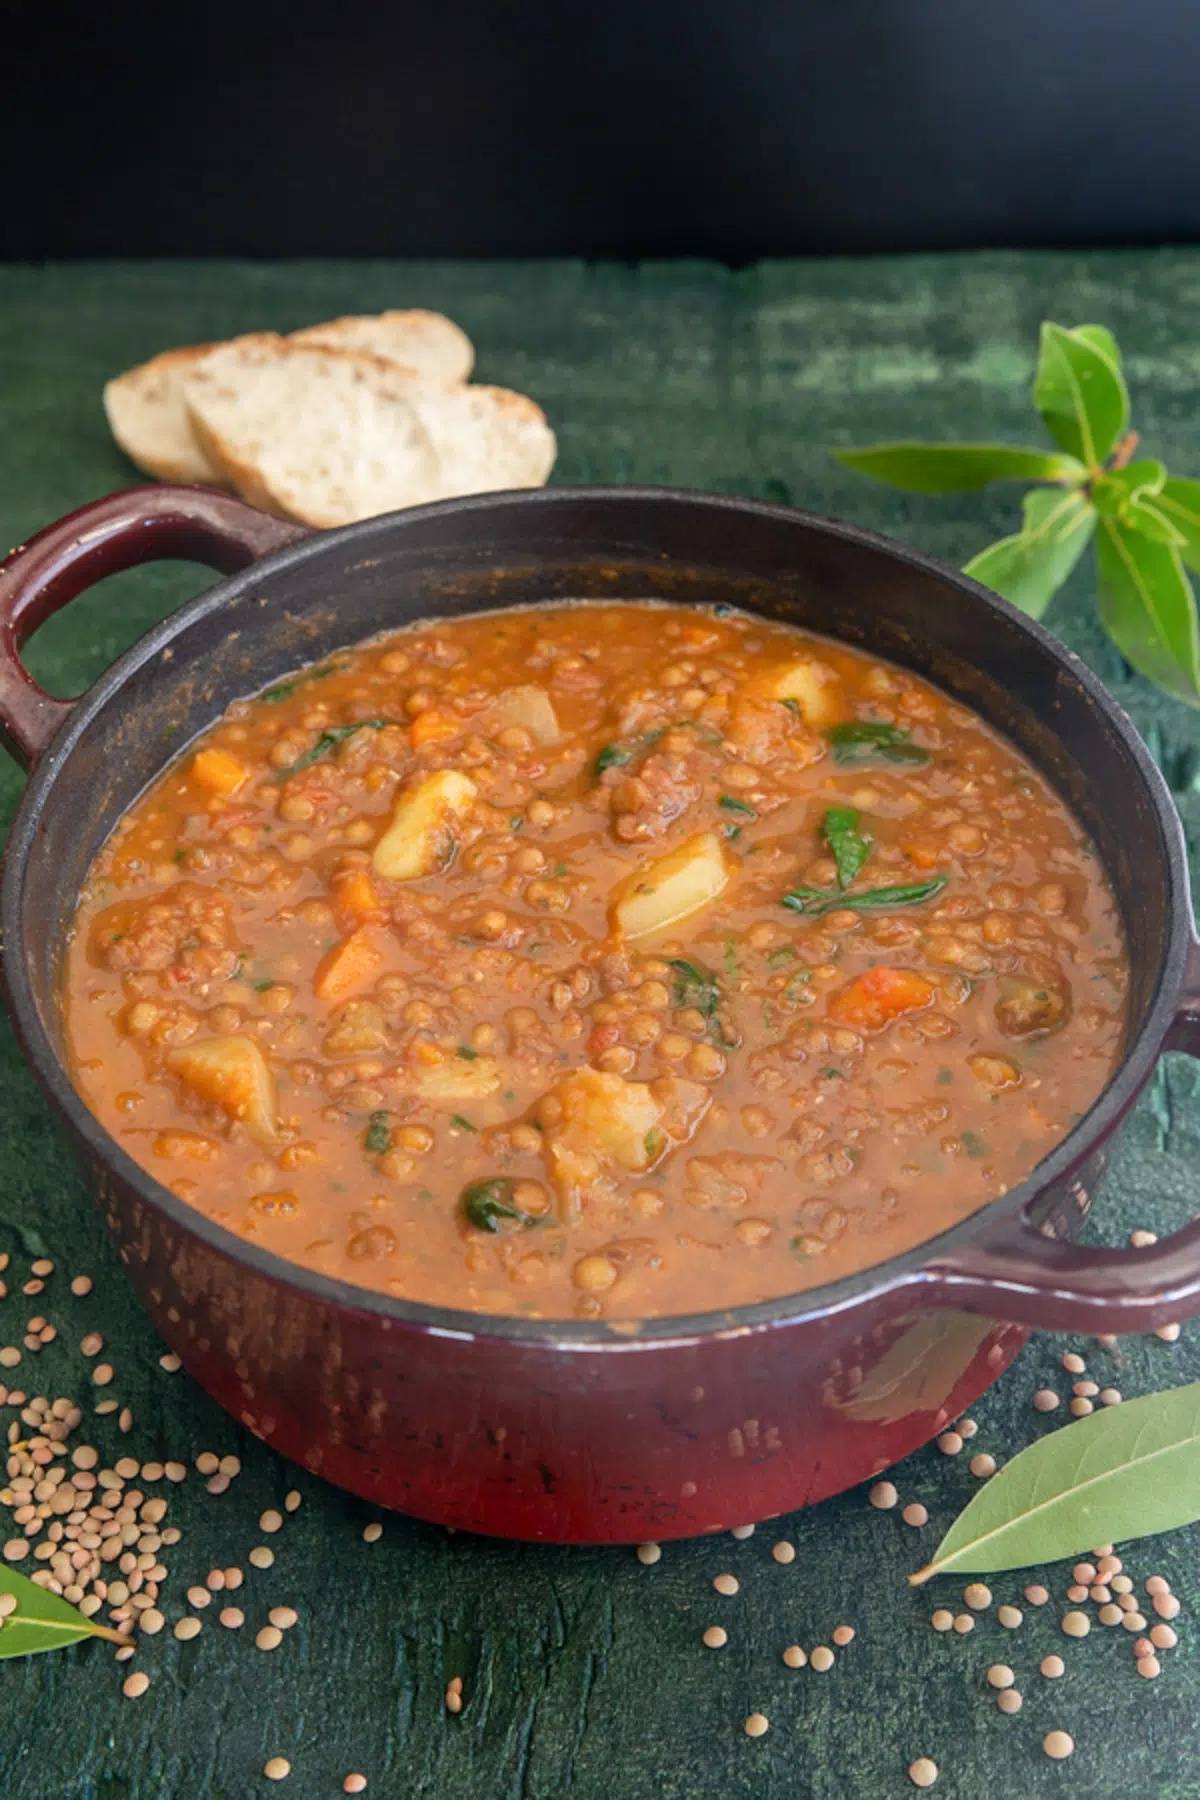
[103,345,230,485]
[406,383,557,498]
[185,338,556,527]
[290,309,474,385]
[183,337,442,526]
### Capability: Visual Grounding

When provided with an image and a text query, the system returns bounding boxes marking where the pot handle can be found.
[923,935,1200,1333]
[0,486,308,769]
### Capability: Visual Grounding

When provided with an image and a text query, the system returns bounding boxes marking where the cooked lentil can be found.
[63,603,1128,1319]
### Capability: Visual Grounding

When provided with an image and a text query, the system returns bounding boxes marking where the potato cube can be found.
[412,1055,502,1102]
[612,831,732,940]
[372,770,477,880]
[484,685,561,745]
[752,657,844,726]
[168,1034,276,1143]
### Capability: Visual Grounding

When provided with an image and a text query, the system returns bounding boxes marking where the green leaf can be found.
[718,794,757,819]
[963,488,1096,620]
[825,722,929,766]
[364,1111,392,1155]
[822,806,872,888]
[911,1383,1200,1583]
[1091,459,1166,514]
[0,1567,131,1658]
[1033,322,1129,467]
[1125,497,1188,548]
[666,957,720,1017]
[594,743,632,775]
[1096,513,1200,707]
[460,1177,534,1233]
[273,719,392,781]
[834,442,1085,495]
[1156,475,1200,576]
[1070,323,1122,372]
[782,877,945,917]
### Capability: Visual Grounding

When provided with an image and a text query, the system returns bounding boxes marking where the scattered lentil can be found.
[952,1614,974,1635]
[1024,1584,1049,1607]
[264,1757,291,1782]
[1043,1731,1074,1761]
[158,1353,182,1373]
[1032,1388,1059,1412]
[174,1616,202,1641]
[122,1671,150,1699]
[832,1624,856,1647]
[70,1275,93,1297]
[937,1432,963,1456]
[1040,1655,1065,1679]
[986,1663,1014,1689]
[902,1503,928,1528]
[1098,1604,1122,1627]
[256,1624,284,1651]
[996,1689,1023,1714]
[743,1712,770,1738]
[702,1625,728,1649]
[810,1646,835,1671]
[969,1453,996,1479]
[219,1607,244,1629]
[269,1606,298,1630]
[713,1573,739,1597]
[729,1524,755,1540]
[1062,1611,1090,1639]
[445,1676,464,1715]
[259,1509,284,1534]
[284,1490,302,1513]
[1150,1624,1178,1650]
[636,1542,661,1565]
[771,1540,795,1565]
[1069,1397,1094,1418]
[1155,1323,1181,1343]
[908,1758,938,1789]
[963,1583,992,1611]
[869,1480,898,1510]
[782,1644,806,1668]
[997,1605,1022,1629]
[1154,1594,1181,1620]
[362,1522,382,1544]
[1136,1654,1161,1679]
[342,1780,368,1796]
[249,1546,275,1570]
[930,1610,954,1632]
[1061,1352,1086,1374]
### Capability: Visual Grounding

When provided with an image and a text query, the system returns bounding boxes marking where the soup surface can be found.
[64,602,1128,1319]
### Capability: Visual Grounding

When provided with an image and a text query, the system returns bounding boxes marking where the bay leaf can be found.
[963,487,1095,619]
[910,1382,1200,1583]
[1095,513,1200,706]
[1033,322,1129,468]
[0,1565,131,1658]
[833,441,1085,495]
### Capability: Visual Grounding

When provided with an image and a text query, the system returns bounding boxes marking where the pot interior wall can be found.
[15,494,1173,1062]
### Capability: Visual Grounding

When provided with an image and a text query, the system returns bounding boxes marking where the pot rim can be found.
[3,484,1191,1351]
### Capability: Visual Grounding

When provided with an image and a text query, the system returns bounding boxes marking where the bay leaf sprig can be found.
[822,806,872,888]
[0,1566,132,1659]
[783,877,945,918]
[910,1381,1200,1584]
[837,321,1200,708]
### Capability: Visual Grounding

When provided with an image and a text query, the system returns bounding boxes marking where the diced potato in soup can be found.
[167,1035,276,1144]
[373,769,477,879]
[65,601,1126,1322]
[612,831,732,940]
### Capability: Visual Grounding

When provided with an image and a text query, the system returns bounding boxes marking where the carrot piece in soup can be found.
[314,926,384,1003]
[190,747,248,797]
[829,966,934,1030]
[410,709,461,750]
[332,867,383,923]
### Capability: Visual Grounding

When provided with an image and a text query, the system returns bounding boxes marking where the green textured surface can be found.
[1,254,1200,1799]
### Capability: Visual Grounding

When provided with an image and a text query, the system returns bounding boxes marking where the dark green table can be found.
[1,255,1199,1800]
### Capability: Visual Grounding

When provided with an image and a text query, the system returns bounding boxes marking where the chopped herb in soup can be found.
[63,602,1128,1319]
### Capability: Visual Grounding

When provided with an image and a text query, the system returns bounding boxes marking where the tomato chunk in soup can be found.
[64,602,1128,1320]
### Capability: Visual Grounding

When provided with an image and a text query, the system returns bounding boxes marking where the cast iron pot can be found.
[1,484,1199,1544]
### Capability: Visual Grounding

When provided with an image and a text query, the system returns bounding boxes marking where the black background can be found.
[5,0,1199,260]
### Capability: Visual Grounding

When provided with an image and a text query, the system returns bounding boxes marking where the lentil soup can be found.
[63,602,1128,1319]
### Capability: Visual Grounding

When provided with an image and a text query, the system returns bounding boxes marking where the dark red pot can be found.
[1,484,1199,1544]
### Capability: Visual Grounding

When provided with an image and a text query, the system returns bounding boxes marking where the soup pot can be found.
[1,483,1199,1544]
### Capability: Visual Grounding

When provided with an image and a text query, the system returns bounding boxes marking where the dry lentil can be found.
[122,1671,150,1699]
[1024,1584,1049,1606]
[249,1546,275,1570]
[969,1452,996,1479]
[1043,1731,1074,1761]
[869,1480,898,1509]
[996,1688,1023,1714]
[342,1780,368,1796]
[269,1606,298,1630]
[997,1604,1022,1629]
[702,1625,728,1649]
[986,1664,1014,1689]
[907,1758,938,1789]
[902,1502,928,1527]
[259,1508,283,1534]
[174,1615,202,1641]
[1062,1611,1090,1638]
[713,1572,739,1597]
[832,1624,856,1646]
[810,1645,835,1671]
[219,1606,244,1629]
[937,1432,963,1456]
[952,1614,974,1635]
[264,1758,291,1782]
[256,1624,284,1651]
[771,1540,795,1565]
[1040,1655,1065,1679]
[362,1521,382,1544]
[743,1712,770,1738]
[782,1644,806,1668]
[930,1610,954,1632]
[963,1583,992,1611]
